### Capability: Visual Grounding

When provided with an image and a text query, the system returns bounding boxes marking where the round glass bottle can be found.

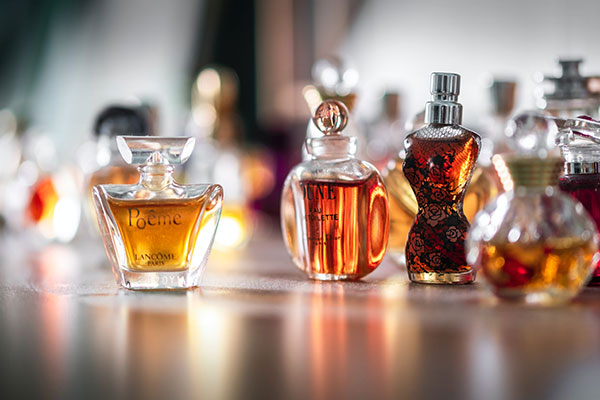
[467,113,599,304]
[281,100,389,280]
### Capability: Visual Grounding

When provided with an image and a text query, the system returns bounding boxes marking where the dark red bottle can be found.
[559,174,600,285]
[557,116,600,285]
[403,73,480,284]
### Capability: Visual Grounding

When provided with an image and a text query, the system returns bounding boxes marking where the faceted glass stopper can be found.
[505,112,557,158]
[117,136,196,165]
[312,100,349,135]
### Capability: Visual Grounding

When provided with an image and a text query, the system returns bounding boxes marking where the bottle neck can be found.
[424,100,462,125]
[138,164,174,191]
[306,136,357,160]
[561,146,600,174]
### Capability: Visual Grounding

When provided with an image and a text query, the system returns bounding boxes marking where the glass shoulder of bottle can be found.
[95,181,219,201]
[411,124,480,139]
[288,158,379,182]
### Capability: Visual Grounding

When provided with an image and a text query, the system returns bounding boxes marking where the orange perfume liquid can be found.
[294,173,388,279]
[477,239,596,300]
[107,196,215,271]
[403,130,479,283]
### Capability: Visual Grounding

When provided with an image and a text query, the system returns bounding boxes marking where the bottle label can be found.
[127,207,182,229]
[301,182,342,246]
[107,198,205,272]
[294,174,389,276]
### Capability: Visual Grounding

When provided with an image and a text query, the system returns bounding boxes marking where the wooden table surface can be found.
[1,228,600,400]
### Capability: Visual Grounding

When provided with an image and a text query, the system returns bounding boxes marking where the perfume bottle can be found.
[467,113,599,304]
[557,115,600,286]
[186,67,252,251]
[281,100,389,280]
[385,84,500,267]
[537,59,600,118]
[403,72,480,284]
[93,136,223,290]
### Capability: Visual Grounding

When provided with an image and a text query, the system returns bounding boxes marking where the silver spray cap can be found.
[424,72,463,125]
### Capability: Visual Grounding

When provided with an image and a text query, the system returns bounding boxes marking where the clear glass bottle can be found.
[93,136,223,290]
[556,115,600,286]
[281,100,389,280]
[186,67,251,251]
[402,73,480,284]
[467,113,599,304]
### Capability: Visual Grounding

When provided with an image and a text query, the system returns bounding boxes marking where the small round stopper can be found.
[505,112,557,158]
[312,100,349,135]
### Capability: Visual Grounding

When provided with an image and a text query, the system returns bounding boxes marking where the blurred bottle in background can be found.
[186,66,253,251]
[78,104,153,235]
[3,122,82,244]
[0,109,23,234]
[365,91,404,170]
[536,59,600,119]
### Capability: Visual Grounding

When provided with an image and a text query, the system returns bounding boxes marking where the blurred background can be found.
[2,0,600,247]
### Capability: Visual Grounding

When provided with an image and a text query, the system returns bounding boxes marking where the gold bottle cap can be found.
[501,155,563,188]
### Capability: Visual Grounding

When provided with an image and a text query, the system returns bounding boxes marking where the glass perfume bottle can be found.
[538,59,600,119]
[403,72,480,284]
[93,136,223,290]
[281,100,389,280]
[467,113,599,304]
[186,67,252,251]
[384,83,501,267]
[557,115,600,286]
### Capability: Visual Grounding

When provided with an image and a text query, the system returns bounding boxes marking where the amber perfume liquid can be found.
[403,130,479,283]
[384,158,417,264]
[288,172,388,279]
[478,238,596,299]
[559,173,600,285]
[107,196,215,271]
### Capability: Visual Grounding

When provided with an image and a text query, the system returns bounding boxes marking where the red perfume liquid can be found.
[403,128,479,283]
[559,173,600,285]
[297,173,389,279]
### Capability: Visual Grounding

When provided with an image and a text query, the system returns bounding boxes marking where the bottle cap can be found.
[117,136,195,166]
[307,100,356,159]
[312,100,349,134]
[424,72,463,125]
[94,105,150,137]
[544,59,590,100]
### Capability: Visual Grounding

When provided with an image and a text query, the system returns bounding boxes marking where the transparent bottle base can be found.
[118,268,204,290]
[409,270,475,284]
[491,288,578,305]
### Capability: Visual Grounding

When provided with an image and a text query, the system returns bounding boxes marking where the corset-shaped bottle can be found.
[403,73,480,284]
[93,136,223,290]
[557,115,600,285]
[281,100,389,280]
